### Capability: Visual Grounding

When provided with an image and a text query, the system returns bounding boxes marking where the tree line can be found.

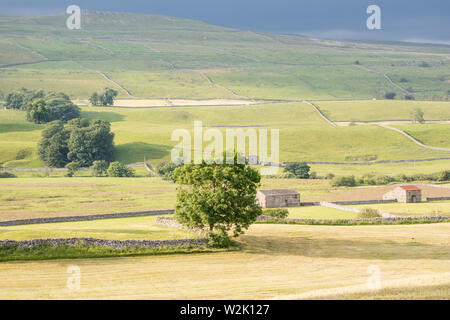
[5,88,81,124]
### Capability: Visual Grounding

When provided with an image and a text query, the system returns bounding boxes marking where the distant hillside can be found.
[0,11,449,100]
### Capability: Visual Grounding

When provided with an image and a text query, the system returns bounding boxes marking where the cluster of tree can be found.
[173,154,261,247]
[155,161,183,182]
[283,162,311,179]
[38,118,115,168]
[331,170,450,187]
[411,108,425,123]
[89,88,118,106]
[0,172,17,178]
[66,160,134,178]
[5,88,80,124]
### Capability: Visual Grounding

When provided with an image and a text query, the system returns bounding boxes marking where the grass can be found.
[0,222,448,299]
[3,101,450,168]
[0,243,213,263]
[0,177,177,221]
[0,215,200,241]
[348,201,450,217]
[315,100,450,122]
[287,206,358,219]
[396,124,450,148]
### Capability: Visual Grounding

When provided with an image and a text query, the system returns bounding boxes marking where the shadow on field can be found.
[114,142,171,163]
[239,235,449,261]
[0,123,42,134]
[80,111,125,122]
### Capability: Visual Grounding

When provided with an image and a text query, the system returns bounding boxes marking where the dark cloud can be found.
[0,0,449,43]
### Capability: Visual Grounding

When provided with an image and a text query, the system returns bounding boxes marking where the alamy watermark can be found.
[171,121,280,175]
[66,265,81,290]
[366,265,382,290]
[66,5,81,30]
[367,5,381,30]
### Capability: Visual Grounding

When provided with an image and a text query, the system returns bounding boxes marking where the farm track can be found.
[303,100,337,127]
[377,124,450,152]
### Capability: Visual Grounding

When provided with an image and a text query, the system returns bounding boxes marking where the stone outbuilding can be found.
[382,185,422,203]
[256,189,300,208]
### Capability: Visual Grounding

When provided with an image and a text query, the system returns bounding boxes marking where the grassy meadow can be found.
[2,101,450,169]
[349,201,450,217]
[0,215,199,241]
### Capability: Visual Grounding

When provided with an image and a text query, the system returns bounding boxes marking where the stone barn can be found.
[256,189,300,208]
[382,185,422,203]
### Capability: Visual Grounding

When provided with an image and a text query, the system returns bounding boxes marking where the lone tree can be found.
[90,88,118,106]
[411,108,425,124]
[173,155,262,247]
[284,162,311,179]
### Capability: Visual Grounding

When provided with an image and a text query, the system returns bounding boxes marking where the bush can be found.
[156,161,183,182]
[91,160,109,177]
[404,95,415,100]
[358,208,381,218]
[374,175,395,185]
[437,171,450,182]
[65,162,80,177]
[384,92,397,99]
[15,149,30,160]
[331,175,356,187]
[359,174,376,185]
[207,230,234,249]
[263,208,289,219]
[325,173,335,180]
[107,162,135,177]
[284,162,310,179]
[0,172,17,178]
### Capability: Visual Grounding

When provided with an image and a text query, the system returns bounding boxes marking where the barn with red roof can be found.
[382,185,422,203]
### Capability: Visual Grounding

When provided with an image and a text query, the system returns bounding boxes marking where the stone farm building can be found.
[382,185,422,203]
[257,189,300,208]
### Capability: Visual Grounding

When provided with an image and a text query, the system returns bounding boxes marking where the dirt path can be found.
[377,124,450,152]
[303,100,337,127]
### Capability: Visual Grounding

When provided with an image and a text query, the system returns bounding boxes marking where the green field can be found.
[288,206,358,219]
[2,102,450,169]
[0,215,198,241]
[315,100,450,122]
[0,12,448,101]
[396,124,450,148]
[349,201,450,217]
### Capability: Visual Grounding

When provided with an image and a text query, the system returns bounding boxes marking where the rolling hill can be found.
[0,11,450,170]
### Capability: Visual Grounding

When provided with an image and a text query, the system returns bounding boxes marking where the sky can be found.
[0,0,449,44]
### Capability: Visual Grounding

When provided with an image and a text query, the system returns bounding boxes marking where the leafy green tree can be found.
[331,175,357,187]
[93,88,119,106]
[173,155,262,247]
[91,160,109,177]
[26,99,51,124]
[156,161,183,182]
[384,92,397,99]
[67,120,115,167]
[5,92,24,110]
[45,92,80,122]
[38,119,114,168]
[411,108,425,124]
[5,88,44,110]
[38,121,70,168]
[65,162,81,177]
[89,92,100,106]
[284,162,311,179]
[107,161,135,177]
